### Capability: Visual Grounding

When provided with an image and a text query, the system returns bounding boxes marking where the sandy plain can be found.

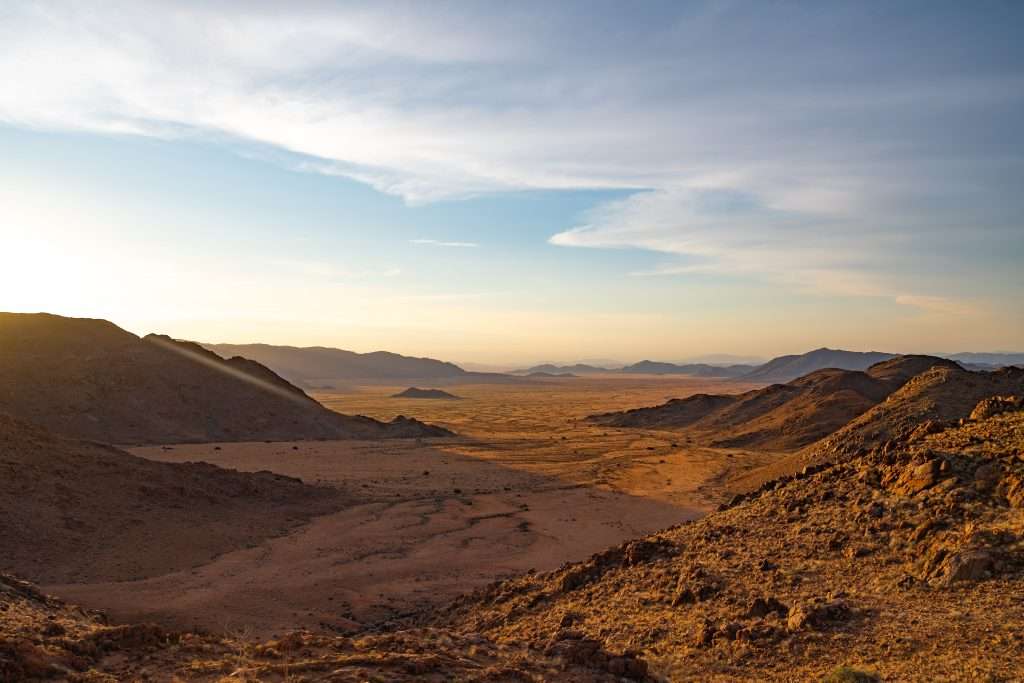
[49,375,769,638]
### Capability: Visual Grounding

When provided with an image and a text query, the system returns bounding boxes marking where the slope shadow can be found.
[46,436,707,637]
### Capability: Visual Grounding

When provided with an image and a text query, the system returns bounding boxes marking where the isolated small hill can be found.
[620,361,753,377]
[202,342,469,386]
[527,371,577,378]
[741,347,895,383]
[591,355,956,451]
[391,387,461,399]
[0,313,451,443]
[0,414,344,584]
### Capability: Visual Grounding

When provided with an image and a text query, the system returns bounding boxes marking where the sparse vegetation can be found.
[822,667,881,683]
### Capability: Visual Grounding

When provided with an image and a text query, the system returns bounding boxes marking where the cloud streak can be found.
[410,239,480,248]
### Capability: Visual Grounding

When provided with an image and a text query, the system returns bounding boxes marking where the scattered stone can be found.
[844,545,872,559]
[693,619,716,647]
[893,459,940,495]
[787,600,851,632]
[546,633,648,679]
[744,596,789,619]
[973,462,1001,492]
[624,538,676,566]
[713,621,742,642]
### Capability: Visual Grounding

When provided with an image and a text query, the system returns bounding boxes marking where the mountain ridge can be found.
[588,355,962,451]
[0,313,451,444]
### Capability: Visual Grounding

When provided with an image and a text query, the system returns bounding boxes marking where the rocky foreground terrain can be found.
[3,394,1023,680]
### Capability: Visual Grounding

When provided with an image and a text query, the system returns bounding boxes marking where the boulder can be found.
[744,596,789,619]
[893,459,940,495]
[787,600,850,631]
[939,549,995,585]
[973,462,1001,492]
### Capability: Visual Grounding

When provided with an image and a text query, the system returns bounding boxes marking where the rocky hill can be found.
[728,364,1024,493]
[0,313,451,443]
[740,348,895,383]
[590,356,956,451]
[0,414,345,584]
[4,400,1021,681]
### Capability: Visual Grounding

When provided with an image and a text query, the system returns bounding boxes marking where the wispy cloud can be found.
[0,1,1020,317]
[894,295,976,317]
[411,239,479,248]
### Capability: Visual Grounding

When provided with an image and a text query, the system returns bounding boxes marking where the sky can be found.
[1,1,1022,365]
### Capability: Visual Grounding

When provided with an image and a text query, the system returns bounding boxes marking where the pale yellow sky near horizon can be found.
[3,219,1020,365]
[5,299,1019,367]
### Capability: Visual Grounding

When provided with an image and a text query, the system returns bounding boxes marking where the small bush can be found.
[822,666,881,683]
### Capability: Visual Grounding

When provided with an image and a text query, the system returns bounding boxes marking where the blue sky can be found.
[1,1,1022,364]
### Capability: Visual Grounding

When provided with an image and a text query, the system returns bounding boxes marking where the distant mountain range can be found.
[620,361,754,377]
[516,363,614,375]
[942,352,1024,368]
[516,348,1023,383]
[202,342,519,387]
[187,344,1024,388]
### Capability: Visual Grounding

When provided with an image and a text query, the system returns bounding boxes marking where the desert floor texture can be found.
[49,376,768,638]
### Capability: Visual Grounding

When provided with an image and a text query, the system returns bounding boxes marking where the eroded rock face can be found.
[970,395,1023,421]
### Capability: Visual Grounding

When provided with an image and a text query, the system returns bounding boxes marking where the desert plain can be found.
[47,376,771,639]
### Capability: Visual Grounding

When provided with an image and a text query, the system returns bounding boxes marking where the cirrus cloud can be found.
[0,1,1021,320]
